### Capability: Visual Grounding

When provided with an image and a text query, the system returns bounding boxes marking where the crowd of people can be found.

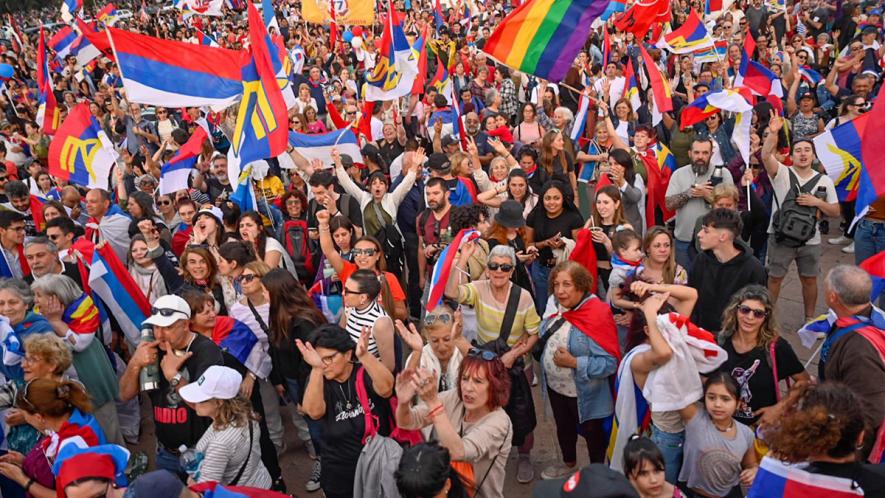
[0,0,882,496]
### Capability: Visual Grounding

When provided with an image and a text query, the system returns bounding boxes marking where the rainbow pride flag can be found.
[482,0,608,82]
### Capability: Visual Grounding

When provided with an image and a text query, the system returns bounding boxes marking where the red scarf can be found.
[550,294,621,362]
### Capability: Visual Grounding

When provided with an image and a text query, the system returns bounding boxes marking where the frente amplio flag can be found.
[48,103,117,190]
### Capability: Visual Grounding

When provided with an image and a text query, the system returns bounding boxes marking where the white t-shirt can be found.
[768,162,838,246]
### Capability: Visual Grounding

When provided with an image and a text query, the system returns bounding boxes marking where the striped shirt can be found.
[195,420,272,488]
[345,301,389,359]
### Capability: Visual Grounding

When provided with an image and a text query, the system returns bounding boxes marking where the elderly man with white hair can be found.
[817,264,885,461]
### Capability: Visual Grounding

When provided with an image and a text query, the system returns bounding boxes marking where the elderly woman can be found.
[296,325,394,498]
[395,350,514,498]
[398,305,464,398]
[444,243,541,484]
[535,261,620,479]
[0,379,104,498]
[0,279,53,381]
[30,275,123,446]
[0,334,72,462]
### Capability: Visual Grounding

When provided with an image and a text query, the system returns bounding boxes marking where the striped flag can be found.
[159,126,208,195]
[570,92,590,142]
[748,457,864,497]
[813,114,866,202]
[196,29,220,47]
[426,229,480,312]
[37,27,61,135]
[639,43,673,113]
[61,0,83,23]
[288,128,363,168]
[88,243,152,346]
[798,65,823,87]
[96,3,119,26]
[860,251,885,300]
[622,57,641,111]
[655,10,714,54]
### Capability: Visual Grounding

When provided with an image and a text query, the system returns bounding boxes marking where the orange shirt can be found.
[339,260,406,301]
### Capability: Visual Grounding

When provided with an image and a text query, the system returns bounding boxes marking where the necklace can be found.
[338,382,353,411]
[714,420,735,432]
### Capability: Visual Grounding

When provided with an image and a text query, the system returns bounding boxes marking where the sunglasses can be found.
[240,274,259,283]
[467,348,498,361]
[343,286,363,295]
[487,262,514,272]
[737,304,768,319]
[424,313,452,327]
[150,307,186,317]
[157,200,172,206]
[352,248,377,256]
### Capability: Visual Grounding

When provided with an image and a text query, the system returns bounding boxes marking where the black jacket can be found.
[688,240,767,332]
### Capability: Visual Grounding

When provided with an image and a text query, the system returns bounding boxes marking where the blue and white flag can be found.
[289,128,363,168]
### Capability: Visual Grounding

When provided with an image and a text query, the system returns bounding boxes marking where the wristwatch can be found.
[170,372,183,387]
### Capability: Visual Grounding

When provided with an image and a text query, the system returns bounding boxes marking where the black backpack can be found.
[772,169,823,248]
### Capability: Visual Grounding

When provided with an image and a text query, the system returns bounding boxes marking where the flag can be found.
[196,29,220,47]
[614,0,670,37]
[798,65,823,87]
[653,141,678,173]
[61,293,100,344]
[48,103,117,191]
[571,92,590,142]
[813,114,866,202]
[229,165,258,213]
[301,0,375,25]
[680,88,752,127]
[704,0,723,15]
[733,110,752,166]
[61,0,83,23]
[50,26,79,61]
[260,0,280,32]
[639,44,673,113]
[483,0,608,82]
[430,54,453,103]
[176,0,224,16]
[107,27,244,108]
[97,3,119,25]
[411,25,430,94]
[426,229,480,312]
[36,27,61,136]
[622,57,641,111]
[639,147,674,227]
[655,10,714,54]
[600,0,625,21]
[747,457,865,497]
[433,0,445,30]
[694,39,727,62]
[797,312,836,348]
[736,56,784,98]
[858,94,885,227]
[212,316,262,376]
[607,345,651,472]
[68,31,102,71]
[190,481,292,498]
[75,18,113,60]
[364,0,419,101]
[87,243,152,346]
[227,1,290,187]
[159,126,208,195]
[288,129,363,168]
[860,252,885,300]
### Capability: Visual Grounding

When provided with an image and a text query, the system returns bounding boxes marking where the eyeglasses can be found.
[240,273,258,283]
[343,286,362,295]
[157,199,172,206]
[47,233,61,241]
[320,351,341,365]
[467,348,498,361]
[352,248,377,256]
[487,262,514,272]
[424,313,452,327]
[737,304,768,319]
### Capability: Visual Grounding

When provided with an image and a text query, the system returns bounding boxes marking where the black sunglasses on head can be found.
[468,348,498,361]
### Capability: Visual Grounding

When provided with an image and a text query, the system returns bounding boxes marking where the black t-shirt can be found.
[206,177,233,202]
[318,366,391,496]
[307,193,363,229]
[719,338,804,425]
[148,334,224,450]
[805,461,885,496]
[526,209,584,266]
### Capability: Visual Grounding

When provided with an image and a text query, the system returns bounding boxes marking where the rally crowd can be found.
[0,0,882,496]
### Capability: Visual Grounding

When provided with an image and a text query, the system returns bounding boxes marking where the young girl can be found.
[678,372,757,498]
[623,436,681,498]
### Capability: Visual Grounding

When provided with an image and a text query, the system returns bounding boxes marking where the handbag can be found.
[473,283,521,356]
[355,367,424,446]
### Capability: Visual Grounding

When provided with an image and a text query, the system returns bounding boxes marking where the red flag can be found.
[75,18,114,60]
[411,25,430,94]
[326,101,348,130]
[638,43,672,113]
[743,29,756,59]
[568,229,599,294]
[640,147,674,227]
[614,0,669,37]
[36,27,61,135]
[861,90,885,201]
[357,101,375,141]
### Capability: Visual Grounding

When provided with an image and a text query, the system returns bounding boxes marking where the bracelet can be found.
[427,404,445,420]
[23,478,35,493]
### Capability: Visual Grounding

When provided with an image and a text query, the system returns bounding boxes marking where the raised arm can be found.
[628,293,674,389]
[761,110,784,179]
[316,209,345,276]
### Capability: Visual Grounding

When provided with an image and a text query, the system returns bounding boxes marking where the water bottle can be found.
[710,166,724,187]
[138,327,161,392]
[179,445,203,478]
[323,259,334,279]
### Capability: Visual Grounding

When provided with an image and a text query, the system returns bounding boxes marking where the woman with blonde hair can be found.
[180,365,271,488]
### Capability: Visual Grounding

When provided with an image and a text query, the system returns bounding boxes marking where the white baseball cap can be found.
[143,295,191,328]
[180,365,243,403]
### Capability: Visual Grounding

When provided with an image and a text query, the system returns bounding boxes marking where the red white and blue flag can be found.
[747,457,864,497]
[159,126,209,195]
[48,103,117,190]
[571,92,590,142]
[108,27,244,108]
[288,128,363,168]
[87,243,152,346]
[50,26,79,61]
[364,0,419,101]
[212,316,262,375]
[655,10,714,54]
[97,3,119,26]
[858,91,885,228]
[196,29,220,47]
[37,27,61,136]
[61,0,83,23]
[426,229,480,312]
[860,252,885,301]
[798,65,824,87]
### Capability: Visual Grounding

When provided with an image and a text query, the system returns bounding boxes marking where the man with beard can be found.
[665,137,734,269]
[417,176,452,308]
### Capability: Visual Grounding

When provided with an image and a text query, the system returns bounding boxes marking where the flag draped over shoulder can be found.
[364,1,418,101]
[85,243,151,346]
[107,27,245,108]
[36,27,61,135]
[655,10,713,54]
[482,0,608,82]
[426,229,480,312]
[48,103,117,191]
[747,457,865,497]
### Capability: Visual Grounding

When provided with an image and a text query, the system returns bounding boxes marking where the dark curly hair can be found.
[449,204,490,234]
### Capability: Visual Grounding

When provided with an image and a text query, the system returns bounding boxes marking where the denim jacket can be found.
[539,313,618,422]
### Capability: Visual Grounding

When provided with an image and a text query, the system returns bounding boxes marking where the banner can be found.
[302,0,374,26]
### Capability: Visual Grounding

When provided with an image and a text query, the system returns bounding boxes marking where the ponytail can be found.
[17,378,93,417]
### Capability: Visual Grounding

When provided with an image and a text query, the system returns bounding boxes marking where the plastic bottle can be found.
[179,445,203,478]
[138,327,160,392]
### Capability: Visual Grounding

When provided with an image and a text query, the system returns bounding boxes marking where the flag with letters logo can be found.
[48,103,117,190]
[364,0,418,101]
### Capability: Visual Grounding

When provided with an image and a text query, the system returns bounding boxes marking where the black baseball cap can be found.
[532,464,639,498]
